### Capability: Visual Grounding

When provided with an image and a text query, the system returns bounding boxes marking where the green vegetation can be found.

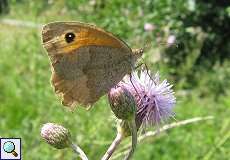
[0,1,229,159]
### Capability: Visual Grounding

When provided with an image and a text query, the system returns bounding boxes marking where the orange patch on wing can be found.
[62,29,124,53]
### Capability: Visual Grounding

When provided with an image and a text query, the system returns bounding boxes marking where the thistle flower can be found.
[41,123,71,149]
[167,35,176,46]
[144,23,155,32]
[108,86,136,121]
[119,70,176,128]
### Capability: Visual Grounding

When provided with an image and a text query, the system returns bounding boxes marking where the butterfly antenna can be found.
[132,37,155,58]
[157,41,179,48]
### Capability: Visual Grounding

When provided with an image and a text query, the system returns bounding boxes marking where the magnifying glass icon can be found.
[3,141,18,157]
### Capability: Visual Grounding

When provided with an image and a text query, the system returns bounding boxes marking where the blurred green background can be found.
[0,0,229,159]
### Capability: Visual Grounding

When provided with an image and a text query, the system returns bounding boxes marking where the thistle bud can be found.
[41,123,71,149]
[108,86,136,121]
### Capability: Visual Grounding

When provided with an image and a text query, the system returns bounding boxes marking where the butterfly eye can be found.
[65,32,76,43]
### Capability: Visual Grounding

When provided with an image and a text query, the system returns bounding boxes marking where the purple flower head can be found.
[119,70,176,128]
[144,23,155,32]
[167,35,176,46]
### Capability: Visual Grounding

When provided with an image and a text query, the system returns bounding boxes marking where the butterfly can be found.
[42,22,143,109]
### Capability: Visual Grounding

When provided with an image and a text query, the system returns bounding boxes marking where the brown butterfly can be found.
[42,22,143,109]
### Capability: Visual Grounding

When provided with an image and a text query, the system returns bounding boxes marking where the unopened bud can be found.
[108,86,136,121]
[41,123,71,149]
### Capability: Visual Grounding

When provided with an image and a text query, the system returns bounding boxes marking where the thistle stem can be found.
[70,142,89,160]
[111,116,214,160]
[101,133,123,160]
[124,119,137,160]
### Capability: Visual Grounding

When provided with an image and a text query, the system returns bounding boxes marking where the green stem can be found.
[70,142,89,160]
[124,119,137,160]
[101,133,123,160]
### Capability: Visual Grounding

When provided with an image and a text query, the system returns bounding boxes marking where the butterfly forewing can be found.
[42,22,137,109]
